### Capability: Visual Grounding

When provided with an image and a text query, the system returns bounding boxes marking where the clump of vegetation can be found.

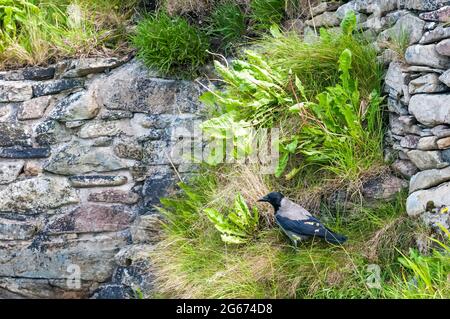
[260,13,383,99]
[250,0,285,31]
[133,12,210,78]
[207,2,247,53]
[151,169,444,299]
[0,0,137,68]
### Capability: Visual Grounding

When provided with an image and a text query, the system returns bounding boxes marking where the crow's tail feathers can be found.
[324,230,347,245]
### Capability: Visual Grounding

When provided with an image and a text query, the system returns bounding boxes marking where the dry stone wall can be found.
[1,0,450,299]
[0,57,204,298]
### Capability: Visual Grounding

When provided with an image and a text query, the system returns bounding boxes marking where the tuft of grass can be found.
[250,0,285,31]
[132,12,210,78]
[259,27,383,100]
[207,2,247,53]
[0,0,137,69]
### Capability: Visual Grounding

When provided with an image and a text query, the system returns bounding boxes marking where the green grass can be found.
[250,0,285,31]
[150,169,444,299]
[0,0,137,68]
[132,12,210,78]
[259,26,383,100]
[207,2,247,53]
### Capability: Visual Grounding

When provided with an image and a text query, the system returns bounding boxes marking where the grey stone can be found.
[309,2,342,17]
[0,66,54,81]
[407,150,448,170]
[0,123,31,147]
[130,215,163,244]
[60,57,126,78]
[0,147,50,159]
[68,175,128,188]
[88,189,140,205]
[404,0,449,11]
[99,110,133,121]
[17,96,52,120]
[114,138,143,160]
[93,60,202,114]
[305,11,341,27]
[407,181,450,216]
[32,79,84,97]
[384,62,408,94]
[49,91,100,121]
[391,13,425,45]
[409,94,450,126]
[420,26,450,44]
[387,97,408,115]
[35,120,72,146]
[362,174,408,201]
[391,159,418,178]
[405,44,450,69]
[406,65,445,73]
[44,141,128,175]
[436,38,450,56]
[0,232,128,283]
[0,81,33,102]
[0,217,40,240]
[410,166,450,193]
[431,125,450,138]
[408,73,448,94]
[0,161,24,184]
[78,120,126,139]
[439,69,450,86]
[400,135,420,148]
[417,136,439,150]
[419,6,450,22]
[335,1,367,23]
[0,177,79,213]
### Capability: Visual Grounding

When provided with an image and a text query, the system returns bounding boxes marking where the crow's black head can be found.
[258,192,284,211]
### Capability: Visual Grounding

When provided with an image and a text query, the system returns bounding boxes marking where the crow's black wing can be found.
[275,215,347,244]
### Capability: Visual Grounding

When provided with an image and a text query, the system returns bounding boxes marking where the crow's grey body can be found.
[259,193,347,246]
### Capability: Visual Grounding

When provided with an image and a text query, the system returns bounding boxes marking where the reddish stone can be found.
[47,204,135,234]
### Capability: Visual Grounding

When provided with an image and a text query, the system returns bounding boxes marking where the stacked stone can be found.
[0,57,203,298]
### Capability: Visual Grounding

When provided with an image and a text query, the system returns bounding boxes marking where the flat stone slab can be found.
[409,94,450,126]
[0,81,33,102]
[407,181,450,216]
[46,204,135,234]
[0,161,24,185]
[32,79,84,97]
[405,44,450,69]
[0,147,51,159]
[44,141,128,175]
[0,123,31,147]
[88,189,140,204]
[410,166,450,193]
[68,175,128,188]
[0,177,79,213]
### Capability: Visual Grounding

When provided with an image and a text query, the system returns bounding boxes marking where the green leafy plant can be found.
[280,48,383,178]
[133,12,210,78]
[204,193,259,244]
[250,0,285,31]
[208,2,246,52]
[0,0,39,44]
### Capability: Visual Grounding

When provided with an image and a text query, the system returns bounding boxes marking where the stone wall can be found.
[0,57,203,298]
[1,0,450,299]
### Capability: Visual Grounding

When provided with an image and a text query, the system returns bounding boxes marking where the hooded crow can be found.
[258,192,347,246]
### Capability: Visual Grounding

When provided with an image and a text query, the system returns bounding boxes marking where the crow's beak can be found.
[258,195,269,202]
